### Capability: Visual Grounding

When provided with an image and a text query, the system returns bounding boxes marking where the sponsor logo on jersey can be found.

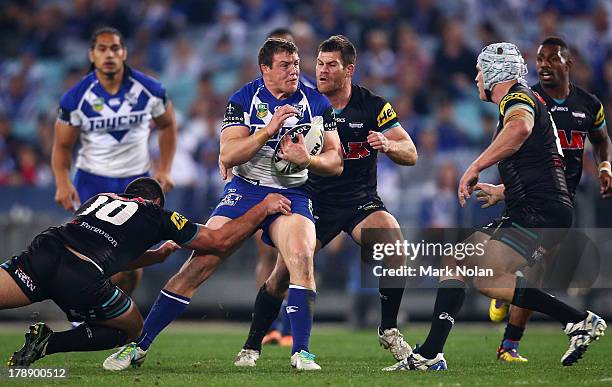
[558,130,586,150]
[79,221,118,247]
[15,267,36,292]
[377,102,397,127]
[256,103,269,119]
[571,111,586,118]
[92,97,105,112]
[336,117,346,122]
[551,106,568,112]
[108,98,121,107]
[349,122,364,128]
[88,112,148,131]
[170,212,188,230]
[343,141,371,159]
[499,93,535,116]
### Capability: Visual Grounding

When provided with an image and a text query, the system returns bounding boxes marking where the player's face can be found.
[89,33,127,77]
[536,44,569,88]
[475,67,486,101]
[264,51,300,95]
[316,51,352,95]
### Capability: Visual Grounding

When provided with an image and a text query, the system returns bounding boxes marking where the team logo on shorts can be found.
[218,192,242,207]
[92,97,105,112]
[308,199,313,216]
[256,103,269,119]
[170,212,188,230]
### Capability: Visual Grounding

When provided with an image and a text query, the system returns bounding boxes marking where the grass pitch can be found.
[0,323,610,386]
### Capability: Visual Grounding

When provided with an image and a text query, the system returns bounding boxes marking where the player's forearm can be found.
[51,146,73,186]
[220,130,272,167]
[307,149,344,176]
[191,204,268,255]
[122,250,166,271]
[593,137,612,166]
[157,124,177,173]
[473,121,530,171]
[386,139,418,166]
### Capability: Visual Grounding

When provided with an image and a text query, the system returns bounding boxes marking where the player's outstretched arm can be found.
[153,101,178,193]
[587,124,612,198]
[51,120,81,211]
[122,241,181,271]
[185,193,292,255]
[367,125,417,166]
[220,105,299,168]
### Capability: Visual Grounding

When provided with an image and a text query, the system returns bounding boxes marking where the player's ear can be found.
[122,46,128,61]
[260,63,270,75]
[346,63,355,78]
[88,49,94,64]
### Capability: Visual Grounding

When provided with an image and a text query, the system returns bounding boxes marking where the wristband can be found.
[599,161,612,176]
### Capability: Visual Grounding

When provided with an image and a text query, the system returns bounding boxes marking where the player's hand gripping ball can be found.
[273,116,324,175]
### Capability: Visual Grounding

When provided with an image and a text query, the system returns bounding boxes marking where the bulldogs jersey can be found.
[304,84,400,205]
[58,67,168,177]
[222,78,336,189]
[44,193,198,276]
[532,82,606,196]
[495,83,572,208]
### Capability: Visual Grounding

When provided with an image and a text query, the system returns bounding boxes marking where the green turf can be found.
[0,324,610,386]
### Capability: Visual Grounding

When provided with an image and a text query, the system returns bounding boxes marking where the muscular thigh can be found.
[268,214,316,271]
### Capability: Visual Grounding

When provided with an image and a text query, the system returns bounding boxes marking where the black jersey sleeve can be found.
[499,92,536,119]
[222,101,247,130]
[322,105,337,131]
[589,95,606,130]
[157,208,199,245]
[374,97,399,132]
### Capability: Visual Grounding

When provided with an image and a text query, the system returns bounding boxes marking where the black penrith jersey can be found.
[304,84,400,205]
[43,193,198,276]
[495,83,572,208]
[531,82,606,196]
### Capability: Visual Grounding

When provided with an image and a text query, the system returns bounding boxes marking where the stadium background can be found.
[1,0,612,324]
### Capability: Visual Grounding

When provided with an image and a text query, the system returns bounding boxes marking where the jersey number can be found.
[342,141,370,159]
[558,130,585,150]
[80,196,139,226]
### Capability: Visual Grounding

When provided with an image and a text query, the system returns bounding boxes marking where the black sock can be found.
[45,324,127,355]
[511,276,587,326]
[503,323,525,342]
[243,284,283,351]
[418,279,466,359]
[379,287,404,331]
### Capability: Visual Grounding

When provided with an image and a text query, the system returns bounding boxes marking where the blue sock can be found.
[280,300,292,336]
[137,289,190,350]
[287,285,316,354]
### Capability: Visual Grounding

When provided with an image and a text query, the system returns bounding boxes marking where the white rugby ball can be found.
[273,116,324,175]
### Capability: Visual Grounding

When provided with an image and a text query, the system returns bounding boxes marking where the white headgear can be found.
[477,42,528,96]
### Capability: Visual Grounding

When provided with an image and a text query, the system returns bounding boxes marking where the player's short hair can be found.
[540,36,571,58]
[258,38,298,69]
[124,177,165,207]
[267,28,293,40]
[90,27,126,49]
[318,35,356,66]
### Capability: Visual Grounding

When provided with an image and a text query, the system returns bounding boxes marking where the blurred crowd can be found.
[1,0,612,228]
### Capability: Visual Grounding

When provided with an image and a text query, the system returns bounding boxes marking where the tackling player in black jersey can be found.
[0,177,290,367]
[384,42,606,372]
[233,35,418,367]
[479,37,612,362]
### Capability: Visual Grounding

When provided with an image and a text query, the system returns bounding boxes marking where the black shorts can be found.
[483,199,573,265]
[1,234,131,322]
[313,196,388,247]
